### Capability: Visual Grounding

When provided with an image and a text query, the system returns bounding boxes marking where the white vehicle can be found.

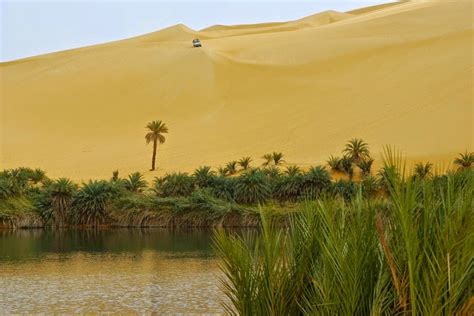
[192,39,202,48]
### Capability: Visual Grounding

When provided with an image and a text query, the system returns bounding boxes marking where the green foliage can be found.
[343,138,371,163]
[331,179,357,201]
[360,175,380,198]
[327,155,344,172]
[261,166,280,179]
[73,180,116,226]
[124,172,147,193]
[111,170,120,182]
[193,166,216,188]
[272,152,285,166]
[284,165,301,177]
[154,173,195,197]
[453,150,473,170]
[357,158,374,177]
[262,153,273,166]
[49,178,77,226]
[340,155,355,179]
[215,162,473,315]
[145,120,168,145]
[234,169,271,204]
[413,161,433,179]
[273,172,304,203]
[301,166,331,197]
[217,166,229,177]
[208,176,236,202]
[226,161,238,175]
[238,157,252,170]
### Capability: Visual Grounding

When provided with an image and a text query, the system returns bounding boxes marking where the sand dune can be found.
[0,0,472,180]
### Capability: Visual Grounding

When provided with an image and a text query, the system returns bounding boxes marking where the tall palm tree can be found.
[145,120,168,171]
[343,138,370,164]
[454,151,473,170]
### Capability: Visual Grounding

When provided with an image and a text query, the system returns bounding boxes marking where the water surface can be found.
[0,229,224,314]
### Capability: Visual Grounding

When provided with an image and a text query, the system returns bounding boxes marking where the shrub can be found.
[357,158,374,177]
[301,166,331,198]
[73,180,116,226]
[273,172,304,202]
[234,169,270,204]
[331,179,357,201]
[124,172,147,193]
[193,166,216,188]
[154,173,195,197]
[208,176,236,202]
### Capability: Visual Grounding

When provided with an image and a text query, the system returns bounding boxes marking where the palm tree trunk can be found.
[151,138,157,170]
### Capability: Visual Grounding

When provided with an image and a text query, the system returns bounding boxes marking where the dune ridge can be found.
[0,0,472,180]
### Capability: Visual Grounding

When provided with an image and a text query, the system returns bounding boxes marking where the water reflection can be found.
[0,229,224,314]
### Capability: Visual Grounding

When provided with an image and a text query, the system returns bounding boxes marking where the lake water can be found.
[0,229,225,314]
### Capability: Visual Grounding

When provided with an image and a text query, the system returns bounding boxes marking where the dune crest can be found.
[0,0,472,180]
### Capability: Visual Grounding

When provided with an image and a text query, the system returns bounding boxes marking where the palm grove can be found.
[0,121,472,314]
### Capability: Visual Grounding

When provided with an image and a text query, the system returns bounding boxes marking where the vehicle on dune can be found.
[192,39,202,47]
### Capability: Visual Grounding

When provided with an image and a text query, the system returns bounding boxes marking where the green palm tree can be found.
[111,170,120,182]
[235,169,270,204]
[284,165,301,177]
[343,138,370,164]
[357,158,374,177]
[226,161,238,175]
[124,172,148,193]
[30,168,47,184]
[73,180,115,226]
[217,166,229,177]
[238,157,252,170]
[193,166,215,188]
[50,178,77,227]
[414,162,433,179]
[340,155,354,180]
[262,154,273,166]
[327,155,343,173]
[454,151,473,170]
[145,120,168,171]
[272,152,285,166]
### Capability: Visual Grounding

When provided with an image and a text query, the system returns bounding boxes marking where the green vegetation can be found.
[0,141,472,231]
[214,149,473,315]
[145,120,168,171]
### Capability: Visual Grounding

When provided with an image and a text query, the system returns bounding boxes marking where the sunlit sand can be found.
[1,0,472,180]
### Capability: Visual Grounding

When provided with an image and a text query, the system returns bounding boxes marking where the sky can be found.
[0,0,389,62]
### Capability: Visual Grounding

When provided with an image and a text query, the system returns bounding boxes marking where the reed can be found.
[214,148,473,315]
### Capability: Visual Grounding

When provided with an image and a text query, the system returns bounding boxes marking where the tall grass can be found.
[214,149,473,315]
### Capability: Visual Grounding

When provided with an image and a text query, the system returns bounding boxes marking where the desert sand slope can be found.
[0,0,473,180]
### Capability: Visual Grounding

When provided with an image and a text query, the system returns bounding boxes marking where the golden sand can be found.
[0,0,472,180]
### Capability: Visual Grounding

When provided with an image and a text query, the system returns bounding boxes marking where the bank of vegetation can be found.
[0,139,472,230]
